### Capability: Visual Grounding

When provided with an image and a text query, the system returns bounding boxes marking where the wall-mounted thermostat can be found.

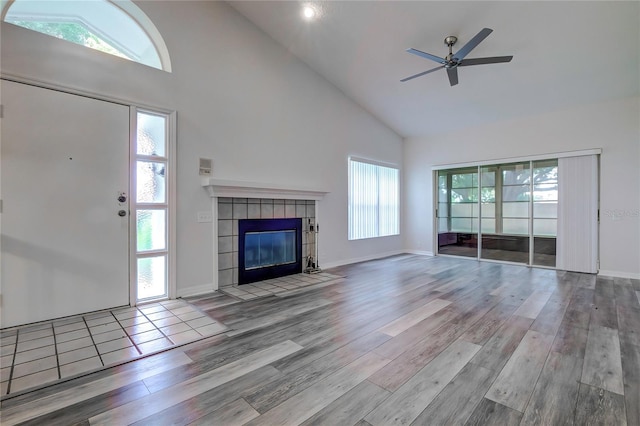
[199,158,212,176]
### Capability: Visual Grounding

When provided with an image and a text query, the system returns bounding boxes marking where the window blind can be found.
[348,158,399,240]
[556,155,599,273]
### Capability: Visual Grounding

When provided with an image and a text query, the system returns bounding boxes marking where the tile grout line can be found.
[51,322,62,381]
[136,308,175,347]
[82,316,106,367]
[110,310,143,356]
[5,328,19,395]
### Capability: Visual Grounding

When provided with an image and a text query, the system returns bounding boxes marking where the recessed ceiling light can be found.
[302,5,316,20]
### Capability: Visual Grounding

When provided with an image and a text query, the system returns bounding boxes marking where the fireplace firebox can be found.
[238,218,302,284]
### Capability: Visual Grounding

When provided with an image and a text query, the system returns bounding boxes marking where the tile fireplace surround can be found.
[202,179,328,290]
[218,197,315,286]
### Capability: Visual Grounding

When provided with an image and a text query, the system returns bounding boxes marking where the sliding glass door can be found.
[532,160,558,267]
[437,167,478,258]
[480,162,531,264]
[437,159,559,267]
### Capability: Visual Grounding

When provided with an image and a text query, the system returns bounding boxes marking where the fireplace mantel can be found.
[202,178,328,200]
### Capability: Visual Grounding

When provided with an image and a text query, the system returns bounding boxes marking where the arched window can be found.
[1,0,172,72]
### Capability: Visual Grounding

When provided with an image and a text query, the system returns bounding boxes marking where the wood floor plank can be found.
[574,383,628,425]
[485,330,555,412]
[372,306,458,360]
[568,287,594,311]
[551,323,588,359]
[591,303,620,331]
[469,315,532,373]
[578,273,597,289]
[244,331,389,413]
[244,351,390,426]
[89,340,303,425]
[459,300,519,345]
[520,352,582,425]
[368,319,468,391]
[225,298,333,337]
[581,325,624,395]
[19,381,149,426]
[378,298,451,336]
[186,398,259,426]
[409,362,494,426]
[369,294,501,392]
[591,293,619,330]
[617,305,640,347]
[465,398,523,426]
[0,351,193,425]
[364,340,481,426]
[614,282,640,309]
[512,290,553,319]
[620,338,640,426]
[272,315,396,374]
[130,365,281,426]
[299,380,390,426]
[530,299,569,336]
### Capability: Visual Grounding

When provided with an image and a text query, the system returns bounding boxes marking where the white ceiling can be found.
[229,1,640,139]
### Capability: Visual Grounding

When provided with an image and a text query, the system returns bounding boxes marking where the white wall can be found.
[404,96,640,278]
[1,1,403,297]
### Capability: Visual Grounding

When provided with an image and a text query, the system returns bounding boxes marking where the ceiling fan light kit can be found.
[402,28,513,86]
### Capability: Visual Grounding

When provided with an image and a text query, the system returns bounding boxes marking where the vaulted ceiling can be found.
[229,1,640,138]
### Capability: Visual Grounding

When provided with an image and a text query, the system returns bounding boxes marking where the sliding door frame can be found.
[433,148,601,270]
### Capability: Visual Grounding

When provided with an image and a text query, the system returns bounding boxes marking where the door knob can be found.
[118,194,127,203]
[118,210,127,217]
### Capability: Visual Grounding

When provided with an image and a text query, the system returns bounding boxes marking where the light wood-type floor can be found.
[2,255,639,425]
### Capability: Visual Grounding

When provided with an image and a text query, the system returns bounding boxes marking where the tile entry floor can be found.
[219,272,344,300]
[0,299,227,397]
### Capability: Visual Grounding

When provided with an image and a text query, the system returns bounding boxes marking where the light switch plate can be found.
[197,211,213,223]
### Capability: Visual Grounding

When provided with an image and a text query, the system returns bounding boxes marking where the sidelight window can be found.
[134,110,174,301]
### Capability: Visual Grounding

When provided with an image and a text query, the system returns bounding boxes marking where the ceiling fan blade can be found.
[453,28,493,61]
[459,56,513,66]
[406,48,446,64]
[400,65,445,82]
[446,67,459,86]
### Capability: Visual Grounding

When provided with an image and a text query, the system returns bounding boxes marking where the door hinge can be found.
[0,105,3,119]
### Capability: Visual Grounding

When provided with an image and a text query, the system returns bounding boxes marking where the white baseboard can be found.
[321,250,437,269]
[177,283,216,298]
[321,250,406,270]
[598,270,640,280]
[404,250,435,257]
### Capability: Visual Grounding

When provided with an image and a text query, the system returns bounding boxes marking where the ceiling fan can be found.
[401,28,513,86]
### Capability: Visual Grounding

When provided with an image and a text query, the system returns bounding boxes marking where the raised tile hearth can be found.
[219,272,343,301]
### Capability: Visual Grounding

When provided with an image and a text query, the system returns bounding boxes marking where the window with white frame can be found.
[2,0,172,71]
[348,158,400,240]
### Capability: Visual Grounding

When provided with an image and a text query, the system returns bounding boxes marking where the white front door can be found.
[1,80,130,327]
